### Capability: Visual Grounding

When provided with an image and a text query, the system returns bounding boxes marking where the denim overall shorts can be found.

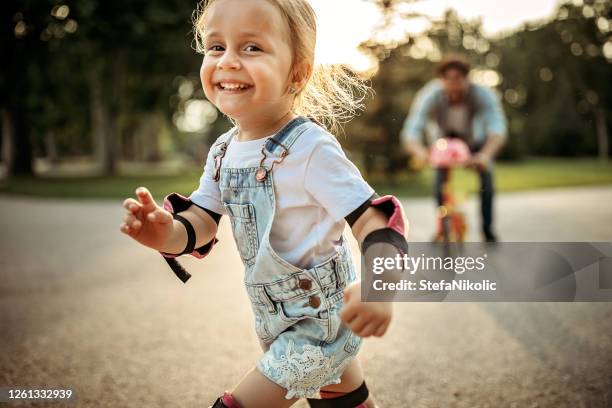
[210,116,363,399]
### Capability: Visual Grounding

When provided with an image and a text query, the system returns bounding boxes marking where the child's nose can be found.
[217,50,241,70]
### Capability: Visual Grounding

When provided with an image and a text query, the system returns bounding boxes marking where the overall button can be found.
[308,295,321,308]
[255,167,268,182]
[298,278,312,291]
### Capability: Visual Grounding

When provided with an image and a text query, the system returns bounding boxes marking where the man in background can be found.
[401,55,507,242]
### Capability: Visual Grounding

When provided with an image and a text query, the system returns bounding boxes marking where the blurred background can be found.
[2,0,611,197]
[2,1,612,407]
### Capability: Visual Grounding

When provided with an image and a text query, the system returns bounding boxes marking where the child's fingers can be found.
[135,187,157,211]
[119,222,133,236]
[358,321,380,338]
[123,198,142,214]
[349,315,368,334]
[146,208,173,224]
[374,321,389,337]
[124,213,142,230]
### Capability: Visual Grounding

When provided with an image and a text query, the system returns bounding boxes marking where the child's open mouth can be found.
[216,82,253,93]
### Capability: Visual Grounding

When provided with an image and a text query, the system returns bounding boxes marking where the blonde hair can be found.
[193,0,371,135]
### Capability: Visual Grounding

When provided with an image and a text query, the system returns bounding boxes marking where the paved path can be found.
[1,186,611,407]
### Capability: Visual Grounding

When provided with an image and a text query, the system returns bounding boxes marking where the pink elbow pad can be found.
[370,195,407,236]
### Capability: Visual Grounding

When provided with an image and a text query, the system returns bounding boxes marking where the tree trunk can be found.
[594,106,608,161]
[132,116,148,162]
[144,114,162,162]
[104,53,127,175]
[105,110,119,175]
[89,70,110,174]
[7,106,34,176]
[44,130,59,164]
[1,109,15,172]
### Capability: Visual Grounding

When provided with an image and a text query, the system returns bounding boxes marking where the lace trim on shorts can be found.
[258,339,353,399]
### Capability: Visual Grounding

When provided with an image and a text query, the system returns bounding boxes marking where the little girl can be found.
[120,0,408,406]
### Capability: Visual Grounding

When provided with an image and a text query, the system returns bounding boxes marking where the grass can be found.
[0,172,204,201]
[371,158,612,198]
[0,158,611,200]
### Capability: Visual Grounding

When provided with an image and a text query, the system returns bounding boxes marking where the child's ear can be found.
[291,60,312,93]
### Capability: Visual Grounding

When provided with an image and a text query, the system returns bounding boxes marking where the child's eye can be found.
[244,44,262,52]
[207,45,224,52]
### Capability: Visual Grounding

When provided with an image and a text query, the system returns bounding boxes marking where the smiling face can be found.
[199,0,296,125]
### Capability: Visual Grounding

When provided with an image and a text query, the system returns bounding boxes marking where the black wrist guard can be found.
[159,193,220,283]
[362,227,409,256]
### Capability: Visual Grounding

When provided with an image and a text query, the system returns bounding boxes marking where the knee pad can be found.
[211,391,242,408]
[307,381,369,408]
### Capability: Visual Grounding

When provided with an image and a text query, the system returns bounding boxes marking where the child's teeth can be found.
[221,83,248,90]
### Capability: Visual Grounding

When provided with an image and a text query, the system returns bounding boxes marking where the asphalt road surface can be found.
[1,186,611,407]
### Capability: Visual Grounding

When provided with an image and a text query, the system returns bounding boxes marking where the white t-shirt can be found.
[189,123,375,269]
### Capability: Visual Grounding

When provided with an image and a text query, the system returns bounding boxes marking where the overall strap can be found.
[216,128,236,149]
[263,116,313,159]
[253,116,315,182]
[211,129,236,182]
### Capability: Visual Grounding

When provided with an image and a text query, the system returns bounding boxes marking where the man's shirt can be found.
[400,79,508,146]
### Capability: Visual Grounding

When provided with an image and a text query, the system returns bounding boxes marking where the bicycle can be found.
[428,135,471,244]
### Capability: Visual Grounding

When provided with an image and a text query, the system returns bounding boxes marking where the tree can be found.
[346,0,611,178]
[1,0,204,177]
[1,0,53,176]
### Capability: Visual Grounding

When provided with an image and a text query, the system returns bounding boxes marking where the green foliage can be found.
[344,1,611,178]
[2,0,204,165]
[494,1,611,157]
[2,0,610,179]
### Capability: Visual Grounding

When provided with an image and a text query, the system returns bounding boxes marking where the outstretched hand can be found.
[340,281,393,338]
[120,187,174,251]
